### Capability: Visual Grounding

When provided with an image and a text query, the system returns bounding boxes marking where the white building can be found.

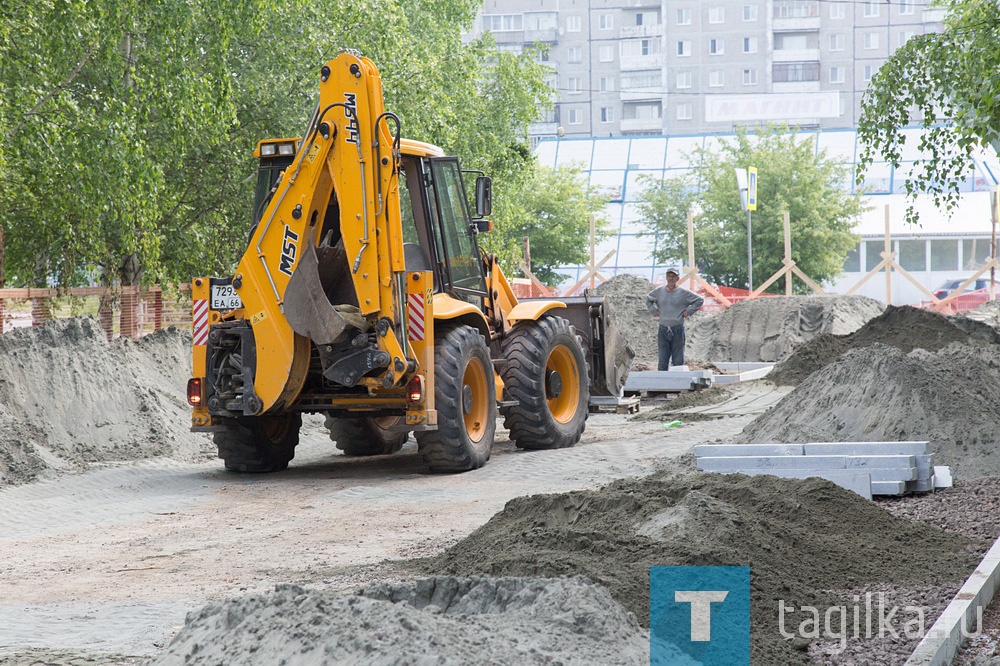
[536,131,1000,304]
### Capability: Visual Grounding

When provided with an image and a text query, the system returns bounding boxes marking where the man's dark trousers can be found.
[657,324,685,371]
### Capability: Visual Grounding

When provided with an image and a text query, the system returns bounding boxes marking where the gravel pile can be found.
[150,577,648,665]
[736,341,1000,478]
[592,274,884,367]
[414,471,979,666]
[769,304,1000,386]
[0,318,213,486]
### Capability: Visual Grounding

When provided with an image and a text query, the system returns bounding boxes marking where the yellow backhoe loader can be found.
[186,50,633,473]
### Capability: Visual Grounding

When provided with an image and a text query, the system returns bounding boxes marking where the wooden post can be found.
[588,215,597,290]
[884,205,892,305]
[783,212,792,295]
[686,210,695,288]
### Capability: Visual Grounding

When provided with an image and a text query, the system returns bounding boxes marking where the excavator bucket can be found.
[540,294,635,397]
[283,239,366,345]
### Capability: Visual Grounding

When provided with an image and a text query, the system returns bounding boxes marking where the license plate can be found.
[211,284,243,311]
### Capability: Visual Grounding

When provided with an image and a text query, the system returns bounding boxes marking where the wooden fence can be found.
[0,285,191,339]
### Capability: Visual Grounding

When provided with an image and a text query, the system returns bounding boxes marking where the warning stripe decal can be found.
[192,299,209,346]
[407,293,425,341]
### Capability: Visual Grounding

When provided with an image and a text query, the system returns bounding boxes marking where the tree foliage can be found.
[857,0,1000,224]
[484,162,611,286]
[0,0,563,289]
[637,126,867,292]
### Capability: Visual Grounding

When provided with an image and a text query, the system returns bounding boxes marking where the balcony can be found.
[620,53,663,71]
[773,48,820,63]
[773,81,822,93]
[772,17,820,32]
[621,117,664,133]
[492,31,524,44]
[621,87,661,102]
[621,24,662,38]
[524,28,558,43]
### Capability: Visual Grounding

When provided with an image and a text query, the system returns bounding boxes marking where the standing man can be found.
[646,267,704,371]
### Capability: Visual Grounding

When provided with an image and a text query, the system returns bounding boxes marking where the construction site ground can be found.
[5,278,1000,664]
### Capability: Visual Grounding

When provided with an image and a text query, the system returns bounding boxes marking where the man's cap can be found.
[665,266,681,276]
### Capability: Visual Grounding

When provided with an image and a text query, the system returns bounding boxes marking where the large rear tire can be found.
[500,315,589,450]
[325,415,408,456]
[416,325,497,472]
[215,413,301,472]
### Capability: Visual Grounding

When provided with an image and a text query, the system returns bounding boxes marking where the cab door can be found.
[427,158,487,308]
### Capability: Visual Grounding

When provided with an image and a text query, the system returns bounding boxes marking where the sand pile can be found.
[737,341,1000,478]
[769,305,1000,386]
[592,274,884,367]
[691,295,884,363]
[414,471,978,665]
[150,577,648,665]
[0,317,213,486]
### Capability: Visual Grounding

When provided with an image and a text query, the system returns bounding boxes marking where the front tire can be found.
[500,315,589,450]
[416,325,497,472]
[215,413,301,472]
[325,415,408,456]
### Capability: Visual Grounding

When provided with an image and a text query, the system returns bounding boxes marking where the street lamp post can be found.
[734,168,756,291]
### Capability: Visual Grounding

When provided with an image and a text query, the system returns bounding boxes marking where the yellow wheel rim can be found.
[546,345,581,424]
[462,357,490,442]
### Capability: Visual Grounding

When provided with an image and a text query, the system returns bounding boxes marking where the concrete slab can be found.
[906,477,936,493]
[692,444,805,458]
[711,364,775,384]
[872,481,907,495]
[844,455,917,470]
[906,533,1000,665]
[934,466,953,488]
[867,467,918,482]
[802,442,929,456]
[697,456,849,472]
[624,370,713,392]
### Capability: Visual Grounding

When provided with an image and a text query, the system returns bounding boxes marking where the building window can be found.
[599,45,615,62]
[898,31,915,48]
[829,66,845,83]
[863,2,880,18]
[600,107,615,123]
[829,2,846,19]
[567,108,582,125]
[743,37,758,54]
[566,16,582,32]
[743,5,758,21]
[676,8,692,25]
[599,76,615,92]
[899,0,915,15]
[742,68,757,85]
[773,62,820,82]
[899,240,926,271]
[676,103,693,120]
[624,102,662,120]
[567,47,582,63]
[677,40,691,57]
[567,77,582,94]
[930,239,958,271]
[774,1,819,19]
[864,32,880,50]
[709,38,725,55]
[599,14,614,30]
[482,14,523,32]
[829,34,845,51]
[676,71,692,89]
[863,65,874,82]
[709,6,725,23]
[709,70,725,87]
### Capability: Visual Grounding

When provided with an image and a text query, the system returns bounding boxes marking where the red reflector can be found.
[407,376,423,403]
[187,378,203,406]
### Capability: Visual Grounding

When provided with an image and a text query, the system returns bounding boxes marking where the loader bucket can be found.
[533,295,635,397]
[284,239,366,345]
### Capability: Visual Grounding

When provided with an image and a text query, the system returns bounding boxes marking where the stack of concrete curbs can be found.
[694,441,952,501]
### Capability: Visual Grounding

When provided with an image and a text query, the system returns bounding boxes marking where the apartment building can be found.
[466,0,945,138]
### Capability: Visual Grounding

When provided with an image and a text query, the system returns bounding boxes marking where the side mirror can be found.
[475,176,492,217]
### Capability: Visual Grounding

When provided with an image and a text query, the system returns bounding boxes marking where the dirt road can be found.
[0,397,783,662]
